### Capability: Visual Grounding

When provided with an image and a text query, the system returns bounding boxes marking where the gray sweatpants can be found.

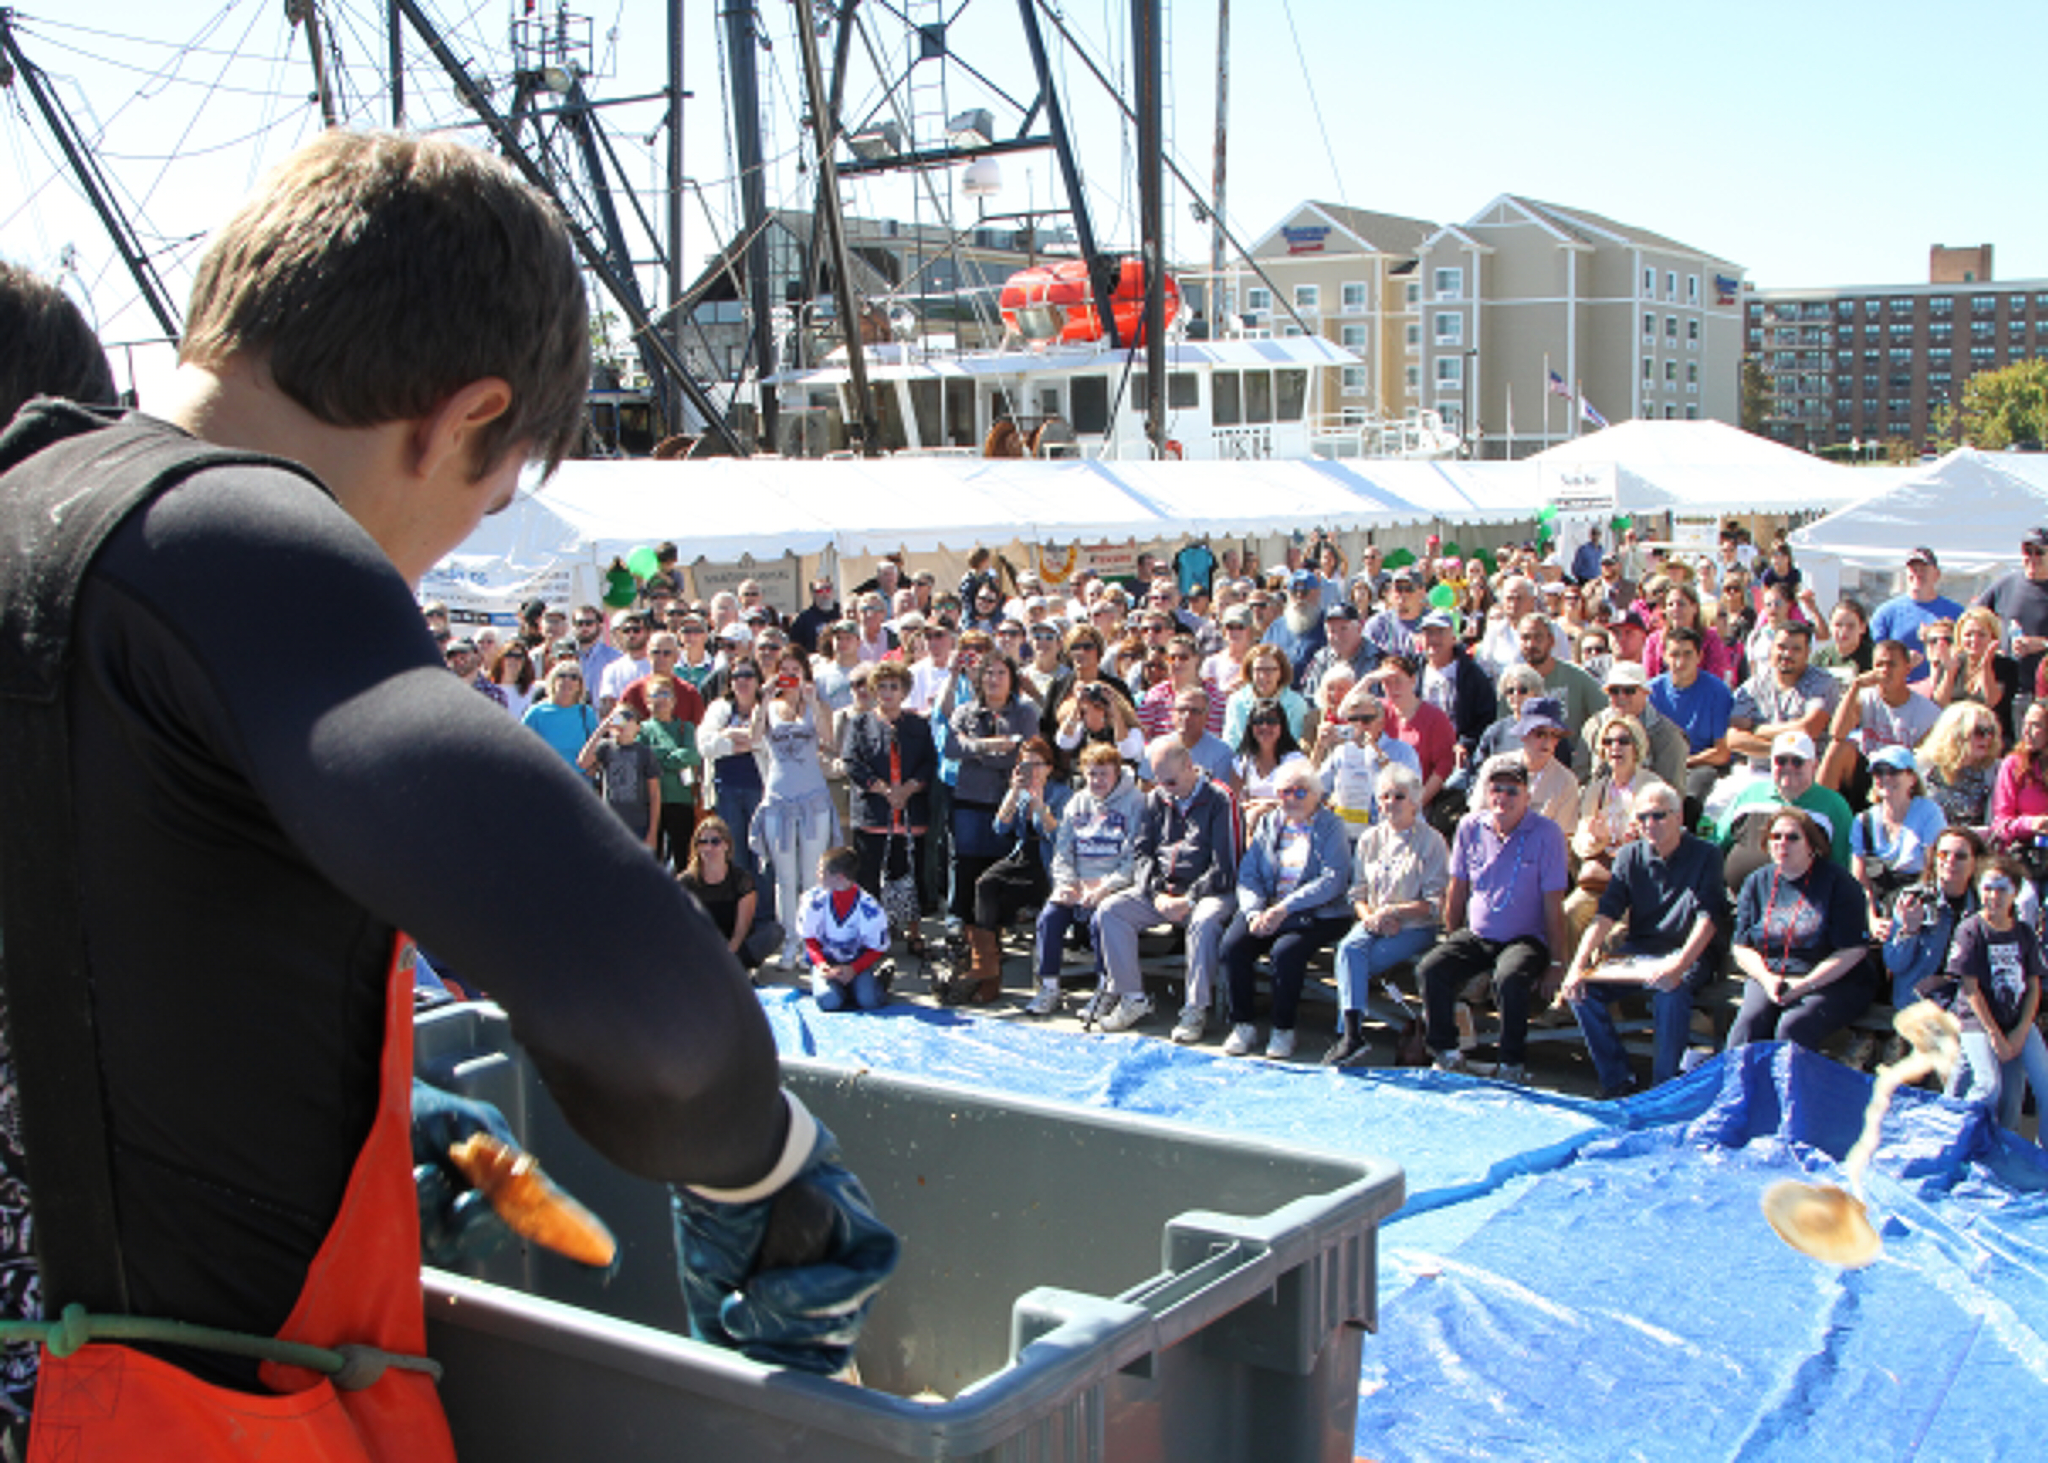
[1095,887,1234,1009]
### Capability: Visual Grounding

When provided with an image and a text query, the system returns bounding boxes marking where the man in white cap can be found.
[1713,729,1853,885]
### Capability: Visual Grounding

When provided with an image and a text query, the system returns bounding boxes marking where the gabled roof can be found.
[1250,200,1437,260]
[1484,195,1734,267]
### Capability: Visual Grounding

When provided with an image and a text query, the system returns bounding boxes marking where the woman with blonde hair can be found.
[1921,699,2003,831]
[1929,607,2018,742]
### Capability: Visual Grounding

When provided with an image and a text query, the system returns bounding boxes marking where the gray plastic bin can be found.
[414,1003,1403,1462]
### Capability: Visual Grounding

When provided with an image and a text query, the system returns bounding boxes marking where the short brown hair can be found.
[181,131,587,474]
[0,259,117,420]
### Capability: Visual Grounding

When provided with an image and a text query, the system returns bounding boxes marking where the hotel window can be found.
[1643,312,1656,342]
[1342,366,1367,395]
[1643,357,1655,381]
[1341,281,1369,313]
[1687,275,1700,304]
[1686,404,1700,420]
[1405,281,1420,305]
[1689,320,1701,347]
[1436,356,1463,386]
[1645,268,1658,297]
[1971,295,1996,316]
[1406,323,1421,349]
[1405,365,1420,391]
[1665,316,1679,341]
[1293,284,1320,313]
[1246,286,1272,313]
[1665,271,1677,300]
[1435,312,1463,345]
[1890,297,1915,315]
[1664,360,1677,382]
[1664,404,1677,419]
[1340,324,1368,351]
[1687,362,1700,391]
[1433,267,1463,300]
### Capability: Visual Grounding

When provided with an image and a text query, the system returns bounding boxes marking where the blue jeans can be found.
[1034,899,1100,979]
[1572,955,1711,1093]
[1950,1026,2048,1135]
[716,782,765,881]
[1333,922,1439,1015]
[813,968,887,1011]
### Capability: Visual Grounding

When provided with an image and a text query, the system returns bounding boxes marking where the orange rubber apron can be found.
[27,940,455,1463]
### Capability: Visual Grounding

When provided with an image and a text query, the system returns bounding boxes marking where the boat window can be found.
[1038,387,1061,418]
[1133,371,1200,414]
[1275,370,1308,422]
[1244,371,1273,425]
[1213,371,1241,426]
[908,380,942,447]
[1070,377,1111,435]
[945,380,976,446]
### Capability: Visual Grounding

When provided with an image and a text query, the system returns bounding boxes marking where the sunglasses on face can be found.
[1767,831,1802,844]
[1983,877,2016,894]
[1277,786,1311,800]
[1636,809,1671,823]
[1773,755,1807,768]
[696,835,726,847]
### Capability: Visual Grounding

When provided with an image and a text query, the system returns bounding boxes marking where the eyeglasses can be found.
[1601,737,1635,750]
[2025,545,2048,559]
[1983,877,2016,894]
[1277,786,1311,800]
[1168,651,1195,662]
[1636,809,1671,823]
[650,692,675,702]
[651,647,679,657]
[1606,686,1645,698]
[1485,782,1527,797]
[1767,831,1802,844]
[1872,764,1911,778]
[1971,728,1997,739]
[1378,790,1410,803]
[696,835,727,847]
[555,673,583,683]
[574,618,599,628]
[1773,755,1808,768]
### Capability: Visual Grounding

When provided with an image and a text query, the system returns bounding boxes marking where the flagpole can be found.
[1542,351,1551,451]
[1506,380,1515,460]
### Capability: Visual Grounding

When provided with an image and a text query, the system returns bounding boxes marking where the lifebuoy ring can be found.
[1038,543,1079,584]
[1163,439,1184,461]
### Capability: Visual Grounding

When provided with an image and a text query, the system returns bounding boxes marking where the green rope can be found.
[0,1305,441,1389]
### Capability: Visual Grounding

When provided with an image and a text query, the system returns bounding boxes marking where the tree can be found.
[1739,357,1771,434]
[1954,357,2048,450]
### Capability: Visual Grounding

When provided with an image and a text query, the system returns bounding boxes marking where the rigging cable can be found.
[1278,0,1346,204]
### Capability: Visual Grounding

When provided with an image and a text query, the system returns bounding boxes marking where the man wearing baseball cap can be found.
[1263,568,1328,678]
[1868,545,1962,683]
[1712,729,1853,887]
[1974,527,2048,696]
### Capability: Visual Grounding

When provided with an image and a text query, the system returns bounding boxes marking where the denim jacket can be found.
[1882,887,1977,1009]
[1236,805,1353,923]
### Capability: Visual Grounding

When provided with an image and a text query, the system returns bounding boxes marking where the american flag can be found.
[1547,370,1571,400]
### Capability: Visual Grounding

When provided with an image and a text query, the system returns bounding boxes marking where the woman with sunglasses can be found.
[1850,745,1947,930]
[678,814,780,974]
[1942,854,2048,1140]
[1920,701,2003,832]
[1324,764,1448,1066]
[1218,761,1353,1060]
[1929,607,2018,744]
[488,638,539,718]
[521,659,599,772]
[1563,711,1669,951]
[1235,698,1309,837]
[699,655,769,882]
[1725,808,1873,1052]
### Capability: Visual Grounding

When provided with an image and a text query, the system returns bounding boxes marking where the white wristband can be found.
[686,1090,819,1205]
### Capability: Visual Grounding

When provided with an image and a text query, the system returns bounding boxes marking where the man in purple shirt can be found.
[1418,752,1570,1083]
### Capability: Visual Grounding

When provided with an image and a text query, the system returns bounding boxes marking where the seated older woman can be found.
[1312,684,1422,841]
[1218,760,1354,1060]
[1323,764,1449,1066]
[1725,807,1874,1052]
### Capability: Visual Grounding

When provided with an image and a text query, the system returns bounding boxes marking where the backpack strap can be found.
[0,413,323,1313]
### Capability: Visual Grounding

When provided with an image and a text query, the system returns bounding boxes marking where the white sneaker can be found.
[1170,1007,1207,1044]
[1222,1022,1259,1057]
[1494,1062,1529,1086]
[1098,993,1154,1032]
[1025,981,1062,1017]
[1433,1049,1468,1074]
[1265,1028,1297,1061]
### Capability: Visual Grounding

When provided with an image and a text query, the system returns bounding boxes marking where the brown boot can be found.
[969,925,1004,1003]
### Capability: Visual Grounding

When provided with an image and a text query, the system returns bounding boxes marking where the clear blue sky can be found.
[4,0,2040,394]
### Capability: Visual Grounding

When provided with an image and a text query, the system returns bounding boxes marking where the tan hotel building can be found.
[1414,196,1745,457]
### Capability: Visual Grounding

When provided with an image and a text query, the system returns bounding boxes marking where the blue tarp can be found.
[759,992,2048,1461]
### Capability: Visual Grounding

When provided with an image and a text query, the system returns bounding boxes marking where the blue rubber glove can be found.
[670,1095,900,1375]
[411,1078,518,1266]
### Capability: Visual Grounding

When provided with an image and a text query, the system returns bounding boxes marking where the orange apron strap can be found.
[31,937,453,1463]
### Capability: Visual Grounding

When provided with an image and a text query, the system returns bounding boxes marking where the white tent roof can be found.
[1529,420,1863,514]
[458,453,1532,573]
[1789,448,2048,575]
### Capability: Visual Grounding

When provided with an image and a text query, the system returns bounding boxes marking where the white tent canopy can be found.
[1789,449,2048,576]
[1529,420,1863,514]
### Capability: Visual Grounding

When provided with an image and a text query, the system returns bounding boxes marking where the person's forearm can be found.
[1671,914,1717,973]
[1793,945,1865,996]
[1731,944,1773,982]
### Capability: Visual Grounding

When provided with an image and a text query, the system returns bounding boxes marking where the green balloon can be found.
[626,545,661,580]
[1427,583,1456,610]
[602,567,637,608]
[1440,541,1462,560]
[1383,547,1417,569]
[1474,547,1497,574]
[1611,515,1633,533]
[1536,504,1558,523]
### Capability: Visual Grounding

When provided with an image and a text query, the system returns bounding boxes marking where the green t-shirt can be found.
[1714,778,1854,866]
[639,717,700,804]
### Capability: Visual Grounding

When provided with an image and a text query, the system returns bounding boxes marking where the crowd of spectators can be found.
[424,520,2048,1132]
